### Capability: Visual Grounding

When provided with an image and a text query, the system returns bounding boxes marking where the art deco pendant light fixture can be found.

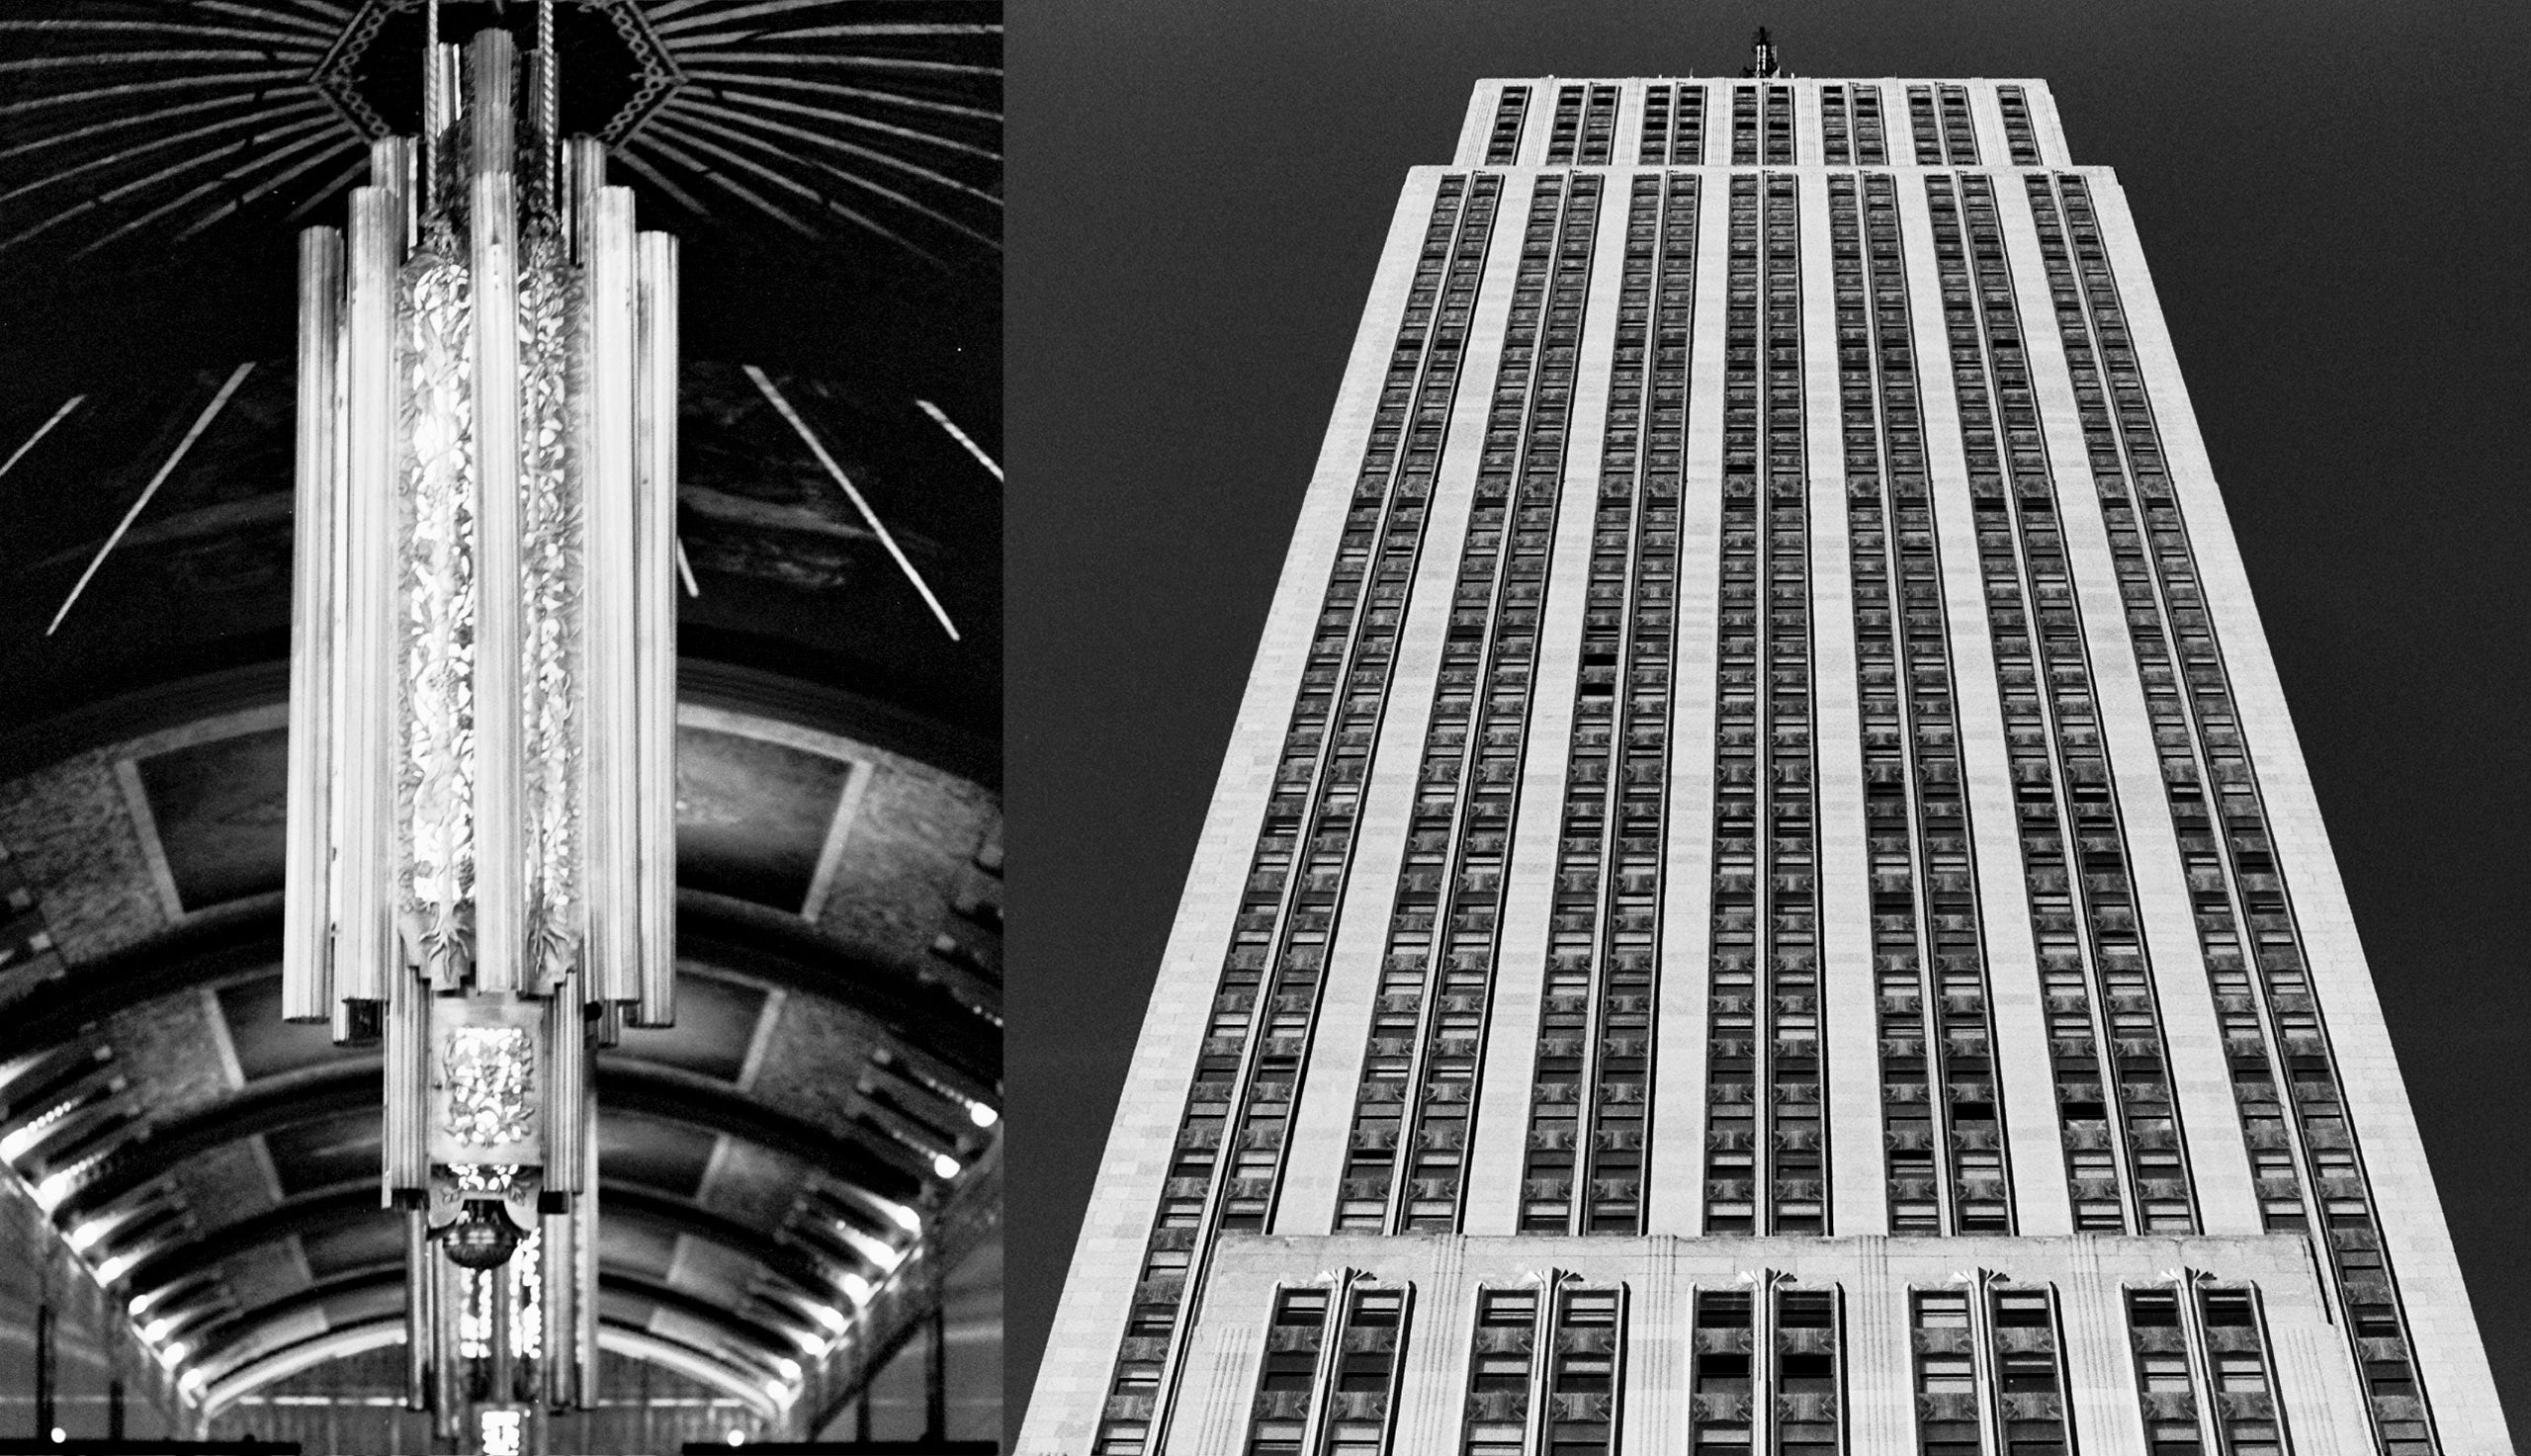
[281,0,678,1426]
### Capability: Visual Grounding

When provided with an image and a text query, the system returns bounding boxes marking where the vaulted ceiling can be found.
[0,0,1001,1431]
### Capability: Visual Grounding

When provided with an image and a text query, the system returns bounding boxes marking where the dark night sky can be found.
[1004,0,2531,1434]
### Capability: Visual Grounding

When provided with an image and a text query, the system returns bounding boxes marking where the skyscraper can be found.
[1026,66,2510,1456]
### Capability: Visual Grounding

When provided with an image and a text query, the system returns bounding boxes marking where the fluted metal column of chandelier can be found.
[280,9,679,1430]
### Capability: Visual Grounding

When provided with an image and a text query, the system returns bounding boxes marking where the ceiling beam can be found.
[120,1179,862,1315]
[195,1316,785,1420]
[55,1052,926,1236]
[177,1263,808,1391]
[0,897,995,1089]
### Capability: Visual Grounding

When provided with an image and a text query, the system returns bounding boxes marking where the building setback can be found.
[1025,72,2512,1456]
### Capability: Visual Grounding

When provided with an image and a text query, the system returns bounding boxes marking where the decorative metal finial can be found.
[1744,27,1782,79]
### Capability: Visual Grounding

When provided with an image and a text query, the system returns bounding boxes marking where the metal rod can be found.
[578,1071,601,1407]
[538,0,558,212]
[586,182,641,1007]
[433,1259,462,1439]
[915,397,1001,482]
[404,1208,431,1412]
[743,364,961,641]
[0,394,82,484]
[33,1303,50,1438]
[541,1200,576,1411]
[924,1292,946,1439]
[422,0,440,215]
[337,174,403,1010]
[282,228,343,1022]
[635,229,680,1027]
[384,917,428,1191]
[545,969,585,1194]
[471,27,526,996]
[46,361,251,636]
[674,537,701,598]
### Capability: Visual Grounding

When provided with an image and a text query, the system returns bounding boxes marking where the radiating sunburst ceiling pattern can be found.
[0,0,1001,274]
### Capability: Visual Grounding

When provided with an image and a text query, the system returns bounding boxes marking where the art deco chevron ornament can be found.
[281,7,677,1430]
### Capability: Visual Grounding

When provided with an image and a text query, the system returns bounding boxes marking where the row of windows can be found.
[1093,174,1506,1456]
[1997,87,2044,167]
[1243,1278,2289,1456]
[1828,172,2014,1237]
[1691,1285,1840,1456]
[1544,84,1622,167]
[1912,1285,2077,1456]
[1487,88,1532,167]
[1730,84,1797,166]
[2125,1287,2289,1456]
[1518,174,1698,1236]
[2029,173,2438,1456]
[1248,1284,1412,1456]
[1926,173,2198,1235]
[1702,173,1826,1236]
[1819,84,1890,166]
[1464,1284,1624,1456]
[1491,80,2049,168]
[1341,175,1605,1234]
[2025,179,2309,1238]
[1908,84,1981,166]
[1638,84,1708,167]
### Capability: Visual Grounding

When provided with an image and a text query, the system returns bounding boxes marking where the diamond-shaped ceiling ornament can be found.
[312,0,683,144]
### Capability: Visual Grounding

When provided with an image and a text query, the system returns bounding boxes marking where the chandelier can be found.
[281,1,678,1430]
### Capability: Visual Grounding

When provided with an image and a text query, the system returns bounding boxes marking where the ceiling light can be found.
[33,1170,75,1214]
[832,1226,905,1272]
[279,20,681,1404]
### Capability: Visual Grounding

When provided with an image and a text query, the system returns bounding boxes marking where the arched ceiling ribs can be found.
[604,1184,868,1298]
[196,1320,404,1417]
[0,897,995,1094]
[599,1327,787,1419]
[0,659,995,794]
[53,1060,376,1226]
[117,1185,372,1304]
[599,1271,808,1378]
[181,1264,807,1393]
[119,1179,862,1318]
[195,1319,785,1421]
[0,914,277,1067]
[679,896,999,1087]
[55,1054,930,1236]
[597,1062,925,1199]
[178,1265,403,1373]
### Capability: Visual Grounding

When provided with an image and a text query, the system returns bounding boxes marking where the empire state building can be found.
[1025,61,2512,1456]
